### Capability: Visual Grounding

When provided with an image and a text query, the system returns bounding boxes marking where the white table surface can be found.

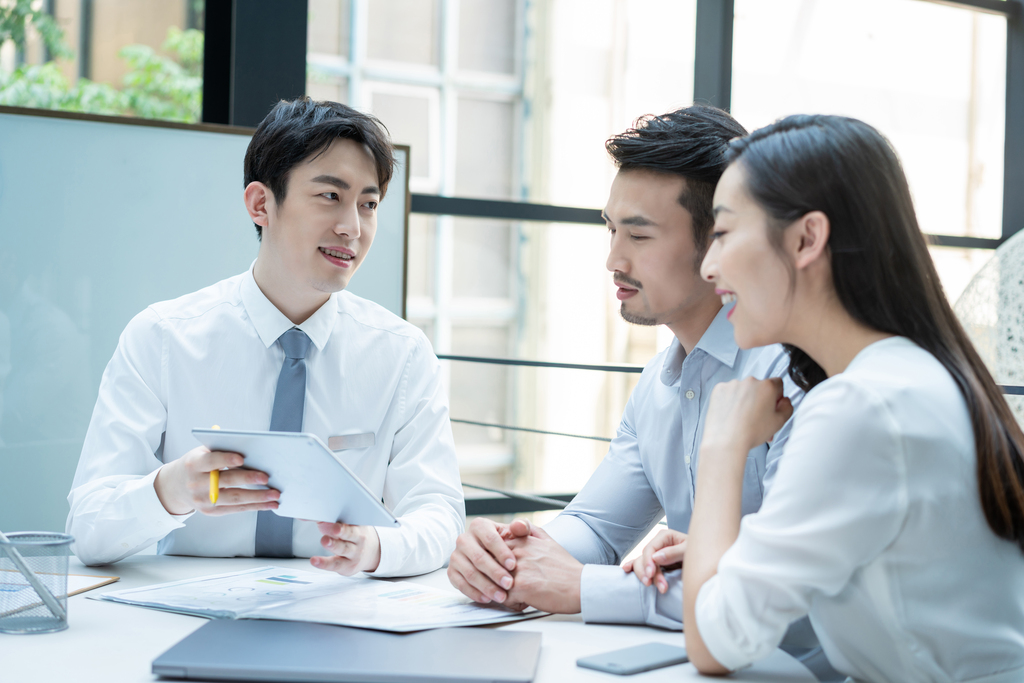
[0,555,816,683]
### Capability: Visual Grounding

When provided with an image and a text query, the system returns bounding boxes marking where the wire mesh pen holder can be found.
[0,532,74,634]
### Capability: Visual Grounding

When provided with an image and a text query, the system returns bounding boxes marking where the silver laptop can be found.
[153,619,542,683]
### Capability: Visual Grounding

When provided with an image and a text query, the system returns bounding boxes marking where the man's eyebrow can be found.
[620,215,655,226]
[309,175,381,196]
[600,211,654,227]
[310,175,351,190]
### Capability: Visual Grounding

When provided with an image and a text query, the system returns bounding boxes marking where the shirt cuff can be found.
[125,468,192,546]
[695,576,751,672]
[580,563,647,625]
[364,524,402,577]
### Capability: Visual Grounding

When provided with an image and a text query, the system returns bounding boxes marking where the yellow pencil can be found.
[209,424,222,504]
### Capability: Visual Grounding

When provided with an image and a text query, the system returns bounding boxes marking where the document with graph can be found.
[95,566,541,632]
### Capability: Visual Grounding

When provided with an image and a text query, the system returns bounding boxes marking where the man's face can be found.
[604,169,707,327]
[260,137,381,295]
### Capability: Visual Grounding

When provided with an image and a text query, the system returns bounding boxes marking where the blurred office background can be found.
[0,0,1019,529]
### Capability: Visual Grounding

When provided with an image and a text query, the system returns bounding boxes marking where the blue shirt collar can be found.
[661,304,739,385]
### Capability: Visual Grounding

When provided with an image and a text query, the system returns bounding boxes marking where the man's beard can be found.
[619,303,657,326]
[613,275,657,326]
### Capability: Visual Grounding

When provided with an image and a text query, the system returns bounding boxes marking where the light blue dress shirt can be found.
[545,304,800,629]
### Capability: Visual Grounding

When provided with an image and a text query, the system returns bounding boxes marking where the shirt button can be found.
[685,389,695,400]
[685,456,691,464]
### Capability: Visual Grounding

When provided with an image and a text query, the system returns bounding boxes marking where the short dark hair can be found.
[605,105,747,261]
[243,97,396,239]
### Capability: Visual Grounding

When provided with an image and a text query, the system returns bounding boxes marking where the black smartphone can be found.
[576,642,689,675]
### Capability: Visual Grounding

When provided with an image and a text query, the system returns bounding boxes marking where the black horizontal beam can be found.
[452,418,612,443]
[410,194,604,225]
[916,0,1021,18]
[1002,385,1024,395]
[409,195,1000,251]
[462,483,571,509]
[928,234,1003,249]
[465,493,576,516]
[437,354,644,374]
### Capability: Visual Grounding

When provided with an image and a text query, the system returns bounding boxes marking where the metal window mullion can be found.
[78,0,93,80]
[693,0,734,111]
[1004,3,1024,239]
[509,0,528,456]
[307,53,354,79]
[348,0,367,107]
[433,0,460,366]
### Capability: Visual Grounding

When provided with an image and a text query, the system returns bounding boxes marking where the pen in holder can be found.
[0,530,73,634]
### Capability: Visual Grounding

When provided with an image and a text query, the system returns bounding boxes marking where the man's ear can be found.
[792,210,830,271]
[243,181,274,230]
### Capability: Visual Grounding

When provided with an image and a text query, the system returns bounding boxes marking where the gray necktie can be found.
[255,328,312,558]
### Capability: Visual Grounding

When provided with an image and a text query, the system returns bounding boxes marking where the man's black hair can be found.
[243,97,396,239]
[605,105,748,259]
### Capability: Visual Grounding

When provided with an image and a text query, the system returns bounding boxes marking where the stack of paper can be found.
[96,567,540,632]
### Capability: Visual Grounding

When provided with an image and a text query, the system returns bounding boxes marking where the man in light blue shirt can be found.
[448,106,798,629]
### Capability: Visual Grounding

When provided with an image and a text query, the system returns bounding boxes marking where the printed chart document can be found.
[95,566,540,632]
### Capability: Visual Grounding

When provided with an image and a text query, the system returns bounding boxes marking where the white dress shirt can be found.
[696,337,1024,682]
[545,304,800,628]
[67,268,465,577]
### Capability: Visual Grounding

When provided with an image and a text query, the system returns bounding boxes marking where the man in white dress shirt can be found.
[448,106,803,628]
[67,98,465,577]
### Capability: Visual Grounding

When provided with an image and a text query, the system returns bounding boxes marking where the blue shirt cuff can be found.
[580,563,650,625]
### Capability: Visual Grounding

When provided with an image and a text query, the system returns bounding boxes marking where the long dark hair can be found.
[727,114,1024,552]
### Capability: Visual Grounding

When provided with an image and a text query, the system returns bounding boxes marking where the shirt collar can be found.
[660,304,740,386]
[695,304,740,368]
[239,264,337,352]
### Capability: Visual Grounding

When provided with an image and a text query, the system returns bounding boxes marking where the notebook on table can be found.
[152,618,542,683]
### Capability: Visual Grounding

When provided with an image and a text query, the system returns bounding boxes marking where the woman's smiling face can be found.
[700,162,797,350]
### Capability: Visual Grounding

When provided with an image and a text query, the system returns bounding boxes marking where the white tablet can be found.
[191,429,400,528]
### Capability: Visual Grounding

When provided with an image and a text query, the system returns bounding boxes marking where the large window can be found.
[315,1,1018,500]
[731,0,1006,302]
[308,0,702,502]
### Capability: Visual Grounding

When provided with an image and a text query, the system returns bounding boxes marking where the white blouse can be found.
[696,337,1024,682]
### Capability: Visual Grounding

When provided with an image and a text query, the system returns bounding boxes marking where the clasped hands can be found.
[448,517,583,613]
[448,378,792,611]
[447,517,690,613]
[154,446,380,574]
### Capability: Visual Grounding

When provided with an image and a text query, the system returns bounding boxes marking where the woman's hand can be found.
[701,377,793,454]
[623,528,687,594]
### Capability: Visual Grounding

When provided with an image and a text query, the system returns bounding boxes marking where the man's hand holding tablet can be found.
[190,429,399,528]
[155,445,281,516]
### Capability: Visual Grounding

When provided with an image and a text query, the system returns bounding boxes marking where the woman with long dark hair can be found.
[683,115,1024,680]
